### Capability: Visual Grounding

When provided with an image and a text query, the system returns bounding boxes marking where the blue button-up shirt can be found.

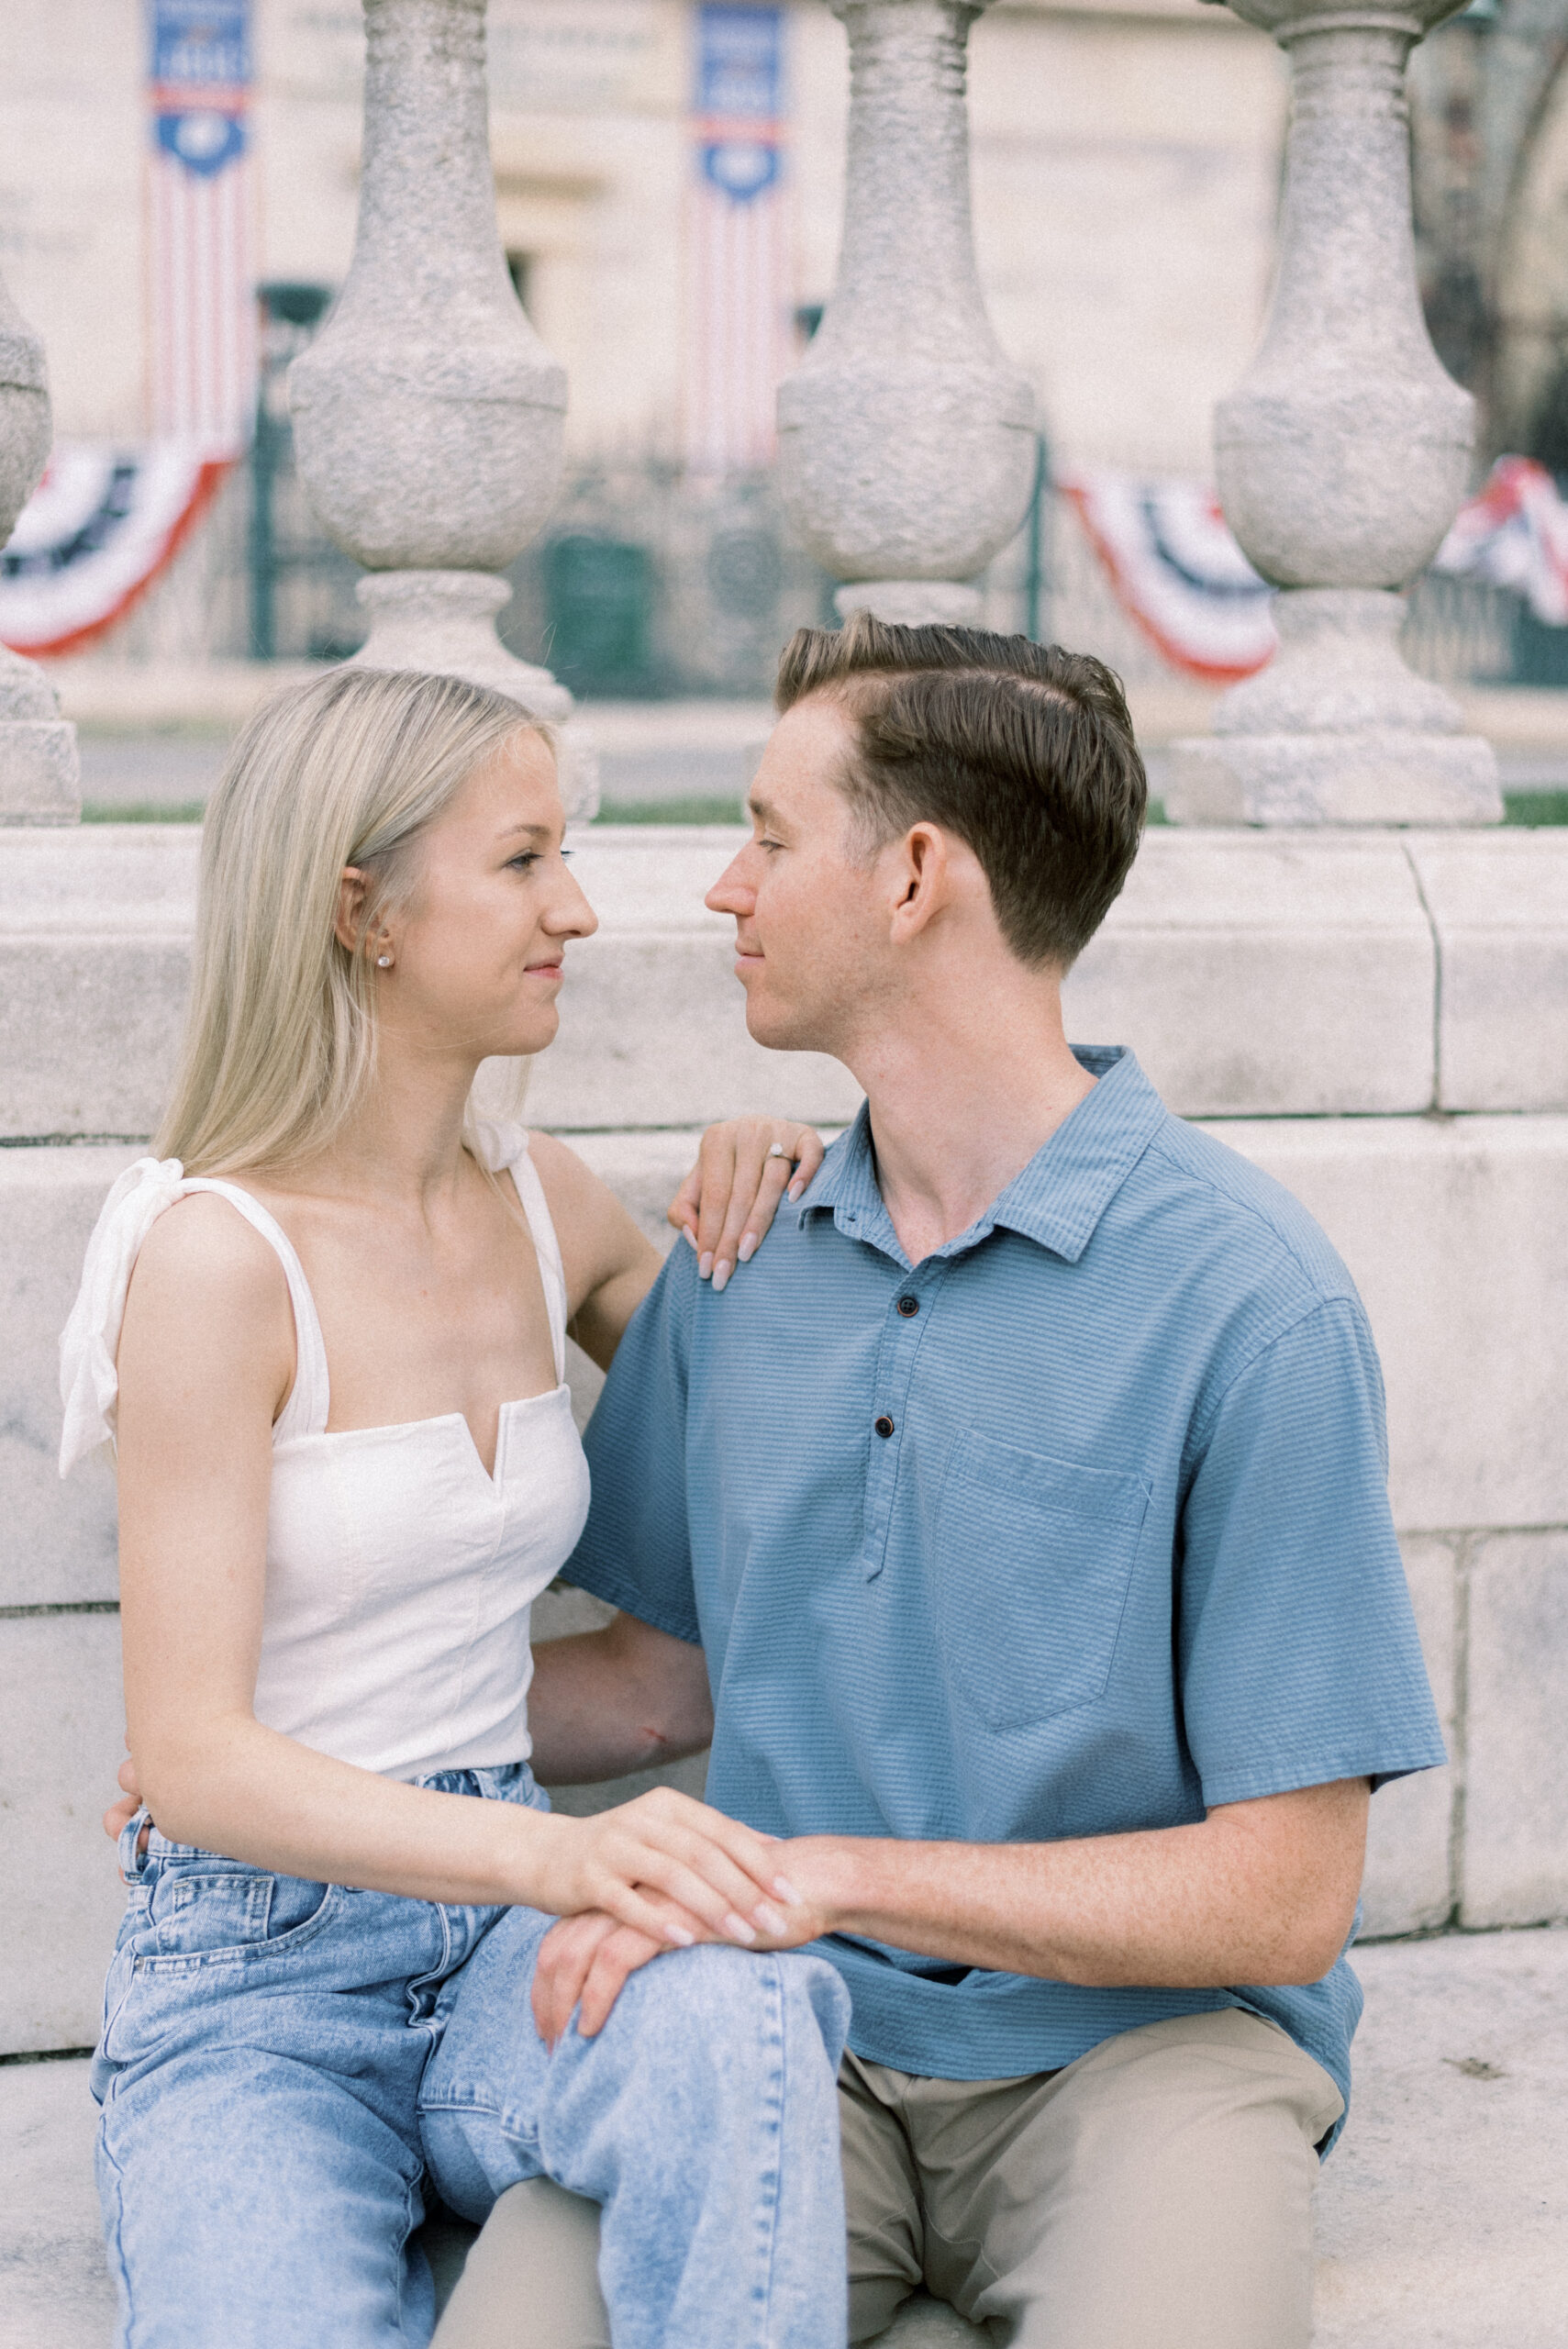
[565,1048,1444,2132]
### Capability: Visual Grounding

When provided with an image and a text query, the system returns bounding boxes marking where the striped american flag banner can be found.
[146,0,256,452]
[684,4,791,477]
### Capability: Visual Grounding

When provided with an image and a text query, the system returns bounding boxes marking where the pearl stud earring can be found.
[376,954,392,968]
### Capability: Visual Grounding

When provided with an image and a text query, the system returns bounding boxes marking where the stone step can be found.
[4,1932,1563,2349]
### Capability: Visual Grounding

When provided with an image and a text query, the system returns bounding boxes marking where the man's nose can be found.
[706,854,756,917]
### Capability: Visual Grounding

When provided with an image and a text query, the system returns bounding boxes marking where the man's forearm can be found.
[527,1618,713,1786]
[786,1778,1370,1989]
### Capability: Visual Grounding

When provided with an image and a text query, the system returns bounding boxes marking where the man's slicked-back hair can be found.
[775,611,1146,970]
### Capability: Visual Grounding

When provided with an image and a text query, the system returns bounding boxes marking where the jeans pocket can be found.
[139,1865,338,1973]
[936,1432,1151,1730]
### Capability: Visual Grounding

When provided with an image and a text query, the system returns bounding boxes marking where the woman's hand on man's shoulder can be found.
[668,1119,826,1292]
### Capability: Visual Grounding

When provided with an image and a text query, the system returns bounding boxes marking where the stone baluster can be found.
[0,273,79,826]
[288,0,595,815]
[1167,0,1501,826]
[776,0,1036,629]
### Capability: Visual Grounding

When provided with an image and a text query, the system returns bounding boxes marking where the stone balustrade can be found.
[776,0,1036,628]
[287,0,596,812]
[0,266,79,826]
[1169,0,1502,824]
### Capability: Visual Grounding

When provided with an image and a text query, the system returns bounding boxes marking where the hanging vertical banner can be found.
[147,0,257,451]
[684,4,790,475]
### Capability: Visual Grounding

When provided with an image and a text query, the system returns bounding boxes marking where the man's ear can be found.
[887,823,952,943]
[334,866,371,956]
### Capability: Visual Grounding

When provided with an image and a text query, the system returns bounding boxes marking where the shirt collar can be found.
[796,1047,1168,1267]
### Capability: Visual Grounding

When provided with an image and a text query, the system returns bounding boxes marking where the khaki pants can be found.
[431,2007,1344,2349]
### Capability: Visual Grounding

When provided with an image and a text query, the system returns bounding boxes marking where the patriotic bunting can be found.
[1057,470,1277,683]
[0,443,230,658]
[1062,459,1568,682]
[1431,455,1568,627]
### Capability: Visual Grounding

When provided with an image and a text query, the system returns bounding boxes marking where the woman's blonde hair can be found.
[158,665,546,1174]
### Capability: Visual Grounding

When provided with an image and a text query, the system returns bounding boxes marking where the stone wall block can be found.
[0,941,189,1140]
[1069,834,1435,1116]
[0,1146,136,1606]
[1462,1531,1568,1928]
[1215,1117,1568,1534]
[1405,830,1568,1113]
[1360,1535,1457,1937]
[0,1612,127,2054]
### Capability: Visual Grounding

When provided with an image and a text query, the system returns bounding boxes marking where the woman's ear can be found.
[334,866,371,956]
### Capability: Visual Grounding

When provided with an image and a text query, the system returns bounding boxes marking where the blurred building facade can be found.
[0,0,1289,473]
[7,0,1568,690]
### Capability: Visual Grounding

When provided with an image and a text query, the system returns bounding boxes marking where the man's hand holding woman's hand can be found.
[520,1785,804,1954]
[531,1841,835,2046]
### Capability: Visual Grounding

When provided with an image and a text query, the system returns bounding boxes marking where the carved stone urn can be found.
[1166,0,1502,825]
[775,0,1037,629]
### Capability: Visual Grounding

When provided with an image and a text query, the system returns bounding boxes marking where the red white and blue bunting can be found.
[1062,457,1568,682]
[0,443,231,659]
[1430,456,1568,627]
[1058,469,1276,682]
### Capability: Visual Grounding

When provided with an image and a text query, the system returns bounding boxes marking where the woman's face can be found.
[374,727,598,1064]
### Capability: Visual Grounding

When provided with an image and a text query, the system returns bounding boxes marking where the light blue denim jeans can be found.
[92,1764,851,2349]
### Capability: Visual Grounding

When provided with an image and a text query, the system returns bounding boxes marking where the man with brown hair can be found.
[431,616,1443,2348]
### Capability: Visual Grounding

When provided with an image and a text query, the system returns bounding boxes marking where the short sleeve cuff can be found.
[1199,1739,1450,1809]
[558,1559,703,1649]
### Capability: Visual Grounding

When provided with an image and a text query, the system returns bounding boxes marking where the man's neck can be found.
[842,976,1097,1266]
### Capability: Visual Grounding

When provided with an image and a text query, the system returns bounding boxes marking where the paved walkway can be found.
[3,1929,1562,2348]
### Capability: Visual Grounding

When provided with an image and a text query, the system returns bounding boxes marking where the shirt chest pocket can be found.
[934,1433,1151,1731]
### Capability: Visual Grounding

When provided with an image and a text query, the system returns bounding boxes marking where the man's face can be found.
[706,694,888,1056]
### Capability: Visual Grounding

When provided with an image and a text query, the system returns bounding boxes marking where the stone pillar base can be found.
[0,649,80,826]
[834,580,983,628]
[0,720,82,825]
[348,571,598,820]
[1164,730,1503,828]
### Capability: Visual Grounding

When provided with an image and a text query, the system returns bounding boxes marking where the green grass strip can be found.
[593,796,746,825]
[1503,790,1568,826]
[74,791,1568,831]
[82,801,206,823]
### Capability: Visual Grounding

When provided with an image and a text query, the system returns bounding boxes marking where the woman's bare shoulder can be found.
[522,1130,599,1206]
[523,1131,658,1291]
[128,1189,291,1319]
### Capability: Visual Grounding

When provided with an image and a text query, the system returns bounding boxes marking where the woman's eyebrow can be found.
[495,820,554,842]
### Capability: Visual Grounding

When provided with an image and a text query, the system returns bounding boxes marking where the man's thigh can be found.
[908,2008,1344,2349]
[429,2053,907,2349]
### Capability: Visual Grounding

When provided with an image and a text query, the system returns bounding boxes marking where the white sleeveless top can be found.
[59,1121,592,1782]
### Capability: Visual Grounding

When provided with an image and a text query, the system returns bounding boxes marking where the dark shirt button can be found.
[895,1294,919,1318]
[874,1415,895,1438]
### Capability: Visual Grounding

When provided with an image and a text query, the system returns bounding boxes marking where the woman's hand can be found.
[104,1756,149,1867]
[522,1784,803,1954]
[667,1118,827,1291]
[531,1848,828,2044]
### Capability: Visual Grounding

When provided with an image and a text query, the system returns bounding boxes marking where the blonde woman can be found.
[60,667,850,2349]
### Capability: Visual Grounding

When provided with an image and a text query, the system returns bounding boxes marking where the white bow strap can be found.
[59,1157,186,1478]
